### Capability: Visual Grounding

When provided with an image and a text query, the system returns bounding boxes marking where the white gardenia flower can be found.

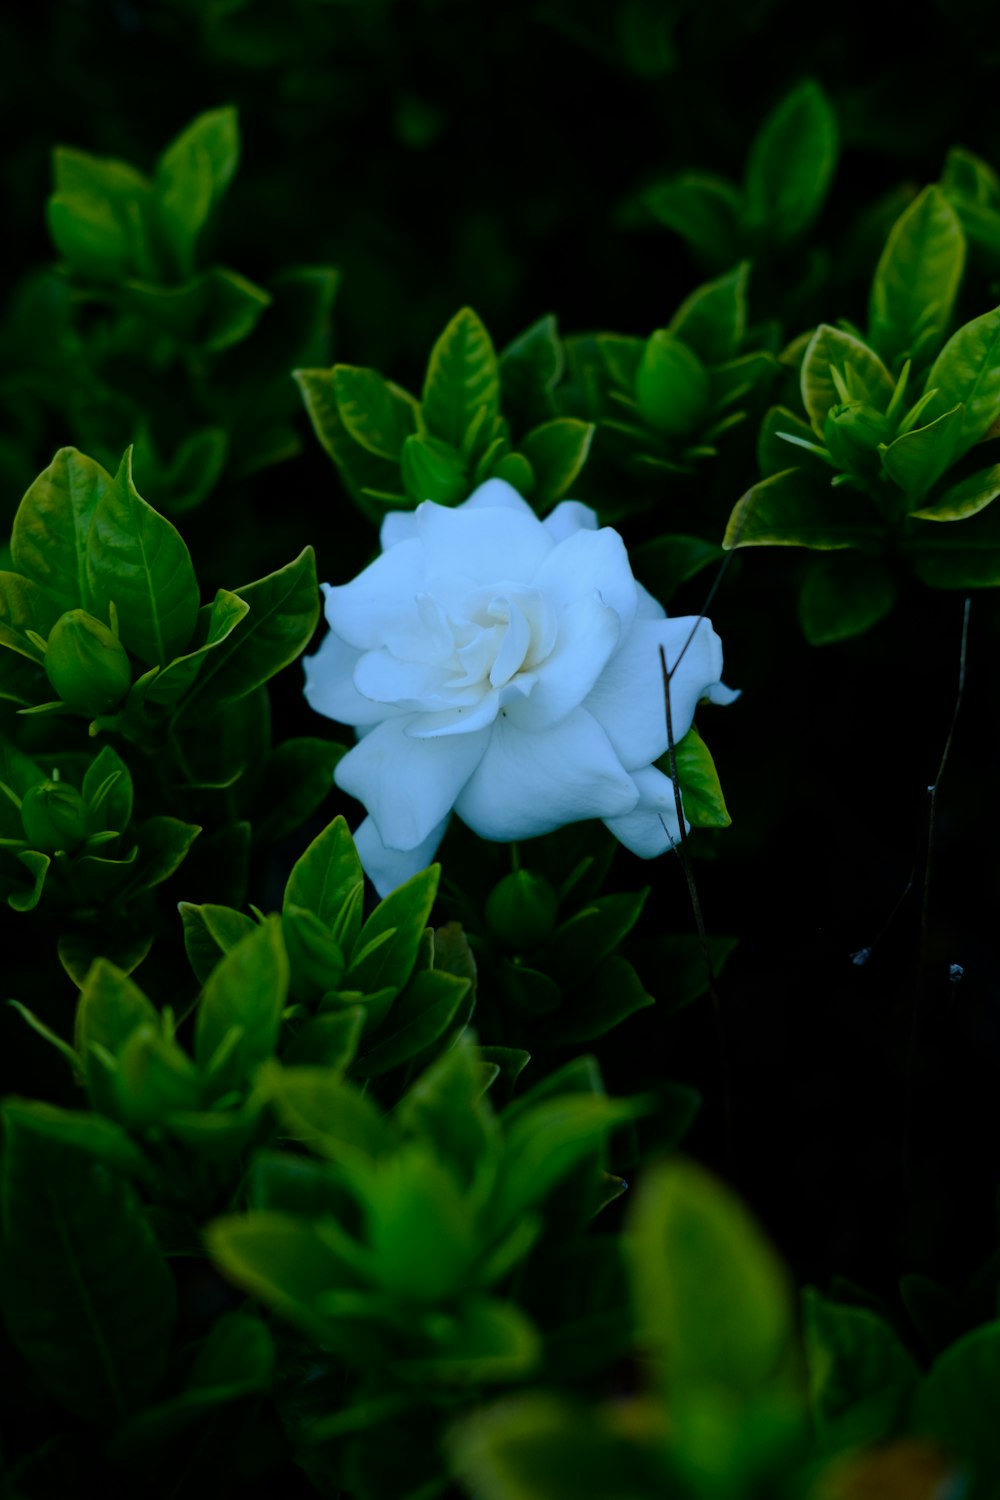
[304,479,738,896]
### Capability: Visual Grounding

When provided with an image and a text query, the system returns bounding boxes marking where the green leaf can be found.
[868,185,966,372]
[499,314,563,426]
[0,572,60,664]
[518,419,594,507]
[250,738,347,849]
[723,467,884,551]
[496,1093,645,1228]
[903,489,1000,586]
[345,864,440,996]
[7,1001,84,1078]
[75,956,161,1109]
[333,366,419,460]
[942,146,1000,208]
[421,307,500,450]
[127,815,201,896]
[49,146,156,278]
[596,334,645,393]
[880,403,965,499]
[635,331,709,436]
[293,367,405,523]
[264,1064,392,1164]
[668,262,749,365]
[11,447,113,614]
[116,1026,202,1127]
[179,902,257,986]
[0,1100,176,1426]
[539,954,654,1046]
[400,431,468,505]
[911,1321,1000,1500]
[642,172,744,267]
[82,743,132,832]
[353,968,471,1078]
[799,554,897,644]
[923,304,1000,453]
[745,80,838,243]
[155,107,239,276]
[800,325,895,434]
[803,1287,920,1450]
[284,1007,365,1071]
[631,534,723,603]
[913,462,1000,521]
[205,1211,349,1343]
[180,546,320,719]
[10,849,49,911]
[757,405,829,478]
[284,813,364,936]
[628,1156,795,1397]
[142,589,249,710]
[399,1296,541,1383]
[86,448,200,667]
[194,915,289,1089]
[545,889,648,990]
[669,723,731,828]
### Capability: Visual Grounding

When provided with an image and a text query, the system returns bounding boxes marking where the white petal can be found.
[353,649,451,706]
[303,628,403,727]
[604,767,686,858]
[584,616,725,770]
[504,593,619,732]
[454,707,637,841]
[542,500,599,541]
[414,500,553,585]
[335,715,490,851]
[704,681,741,706]
[460,478,536,515]
[380,509,419,550]
[406,693,502,738]
[323,541,426,650]
[532,527,638,636]
[635,580,667,620]
[353,814,451,899]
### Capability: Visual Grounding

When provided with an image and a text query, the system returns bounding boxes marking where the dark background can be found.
[4,0,1000,1324]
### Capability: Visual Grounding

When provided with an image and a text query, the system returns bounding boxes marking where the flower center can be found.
[448,585,557,694]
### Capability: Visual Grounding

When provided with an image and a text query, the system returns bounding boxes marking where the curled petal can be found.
[406,692,502,738]
[455,707,637,841]
[504,593,619,732]
[353,814,451,899]
[323,544,426,650]
[604,766,686,859]
[353,649,453,707]
[303,627,403,727]
[543,500,599,542]
[532,527,637,637]
[335,716,490,850]
[584,616,725,770]
[414,500,553,585]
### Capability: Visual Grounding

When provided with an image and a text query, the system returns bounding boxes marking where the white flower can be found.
[304,480,737,896]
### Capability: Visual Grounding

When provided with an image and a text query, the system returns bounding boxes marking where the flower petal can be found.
[604,766,685,858]
[323,543,426,651]
[380,510,419,550]
[455,707,637,841]
[531,526,638,636]
[303,627,404,727]
[542,500,599,542]
[504,593,620,732]
[584,616,725,770]
[353,814,451,899]
[353,649,452,707]
[461,478,537,516]
[414,500,553,585]
[335,715,490,850]
[406,692,502,738]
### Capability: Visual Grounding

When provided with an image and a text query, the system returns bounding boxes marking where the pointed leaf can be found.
[923,304,1000,452]
[194,915,288,1087]
[801,325,895,434]
[11,448,113,614]
[421,307,500,449]
[345,864,440,996]
[799,554,897,644]
[142,589,249,710]
[669,262,749,365]
[518,419,594,507]
[868,186,966,371]
[723,467,884,551]
[332,366,419,460]
[913,462,1000,521]
[745,80,838,243]
[880,403,966,499]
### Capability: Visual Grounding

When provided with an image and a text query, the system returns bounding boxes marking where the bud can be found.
[485,869,559,950]
[44,609,131,716]
[20,780,89,854]
[823,402,892,477]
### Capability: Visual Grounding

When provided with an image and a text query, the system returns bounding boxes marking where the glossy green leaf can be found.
[127,815,201,896]
[801,325,895,434]
[499,314,563,425]
[545,888,648,990]
[180,546,320,718]
[911,1321,1000,1500]
[923,304,1000,452]
[265,1064,392,1164]
[399,1296,541,1383]
[672,723,731,828]
[723,467,884,550]
[803,1288,920,1449]
[880,403,965,498]
[284,813,364,937]
[642,171,744,266]
[142,589,250,710]
[250,737,346,849]
[0,1101,176,1425]
[799,554,897,644]
[284,1007,365,1071]
[539,954,654,1046]
[421,306,500,450]
[353,968,471,1078]
[868,186,966,371]
[628,1156,795,1396]
[345,863,440,996]
[518,419,594,507]
[179,901,257,986]
[745,80,838,243]
[294,367,405,522]
[913,462,1000,521]
[82,743,132,832]
[86,449,200,667]
[205,1212,348,1342]
[11,447,113,614]
[0,572,60,664]
[631,534,723,603]
[496,1093,644,1227]
[155,107,239,276]
[116,1026,202,1126]
[757,405,830,478]
[635,331,709,436]
[400,431,468,505]
[194,915,289,1089]
[10,849,49,911]
[333,365,419,460]
[903,490,1000,586]
[669,262,749,365]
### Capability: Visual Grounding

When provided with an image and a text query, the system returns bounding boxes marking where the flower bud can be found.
[20,780,89,854]
[823,402,892,477]
[485,869,559,950]
[44,609,132,715]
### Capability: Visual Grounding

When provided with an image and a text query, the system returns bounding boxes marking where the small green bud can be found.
[21,780,89,854]
[823,402,892,477]
[44,609,131,716]
[486,869,559,950]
